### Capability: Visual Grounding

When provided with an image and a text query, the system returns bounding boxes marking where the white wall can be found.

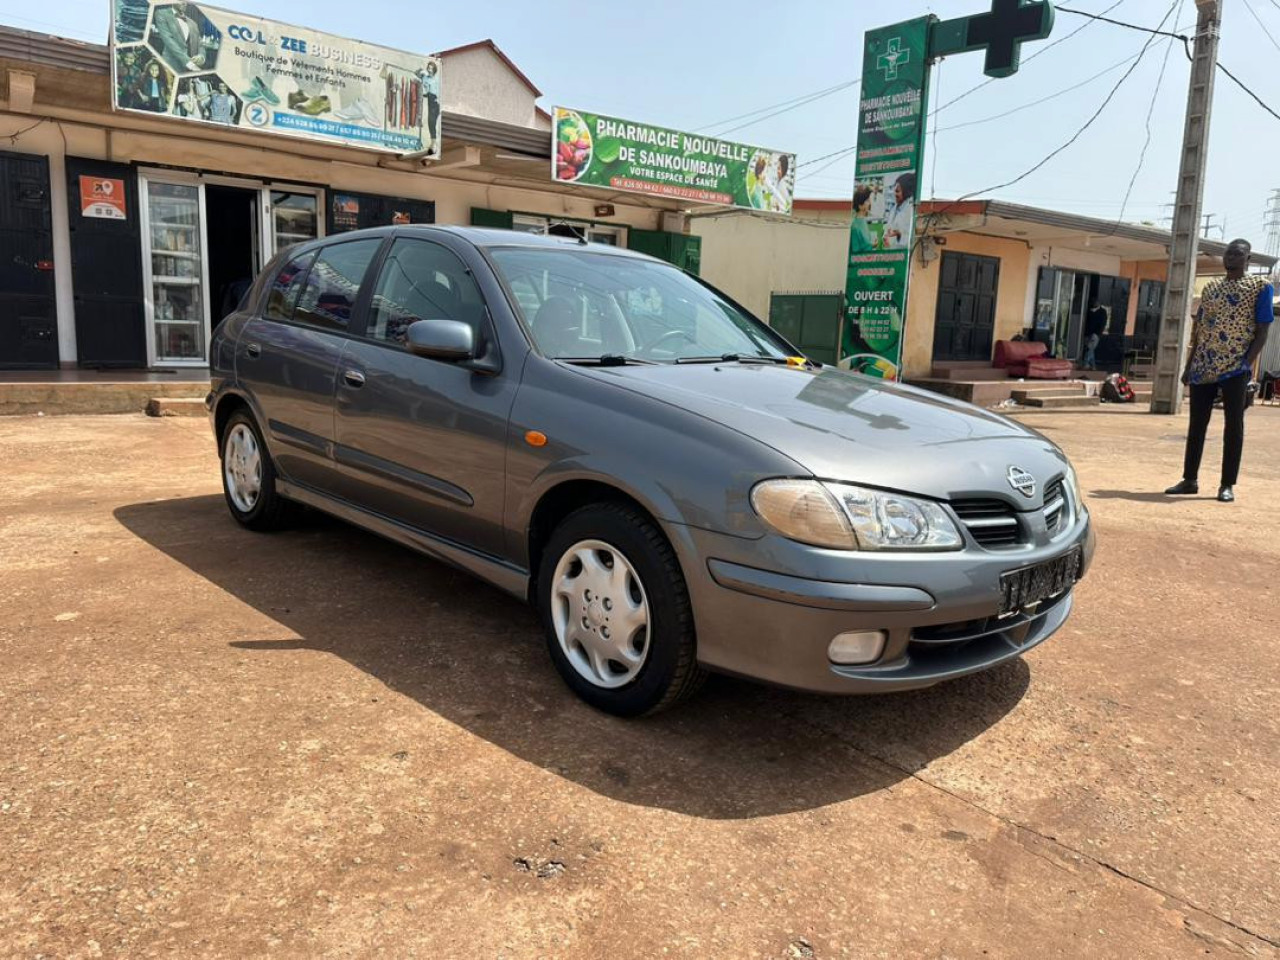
[439,45,543,130]
[692,210,849,320]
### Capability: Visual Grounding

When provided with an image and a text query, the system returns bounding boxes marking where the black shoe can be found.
[1218,486,1235,503]
[1165,479,1199,495]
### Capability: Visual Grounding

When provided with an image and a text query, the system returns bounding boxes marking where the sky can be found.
[4,0,1278,245]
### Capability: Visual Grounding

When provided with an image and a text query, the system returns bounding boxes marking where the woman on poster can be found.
[884,173,917,249]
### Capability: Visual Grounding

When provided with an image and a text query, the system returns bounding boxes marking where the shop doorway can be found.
[140,169,322,367]
[205,184,260,326]
[1034,268,1131,365]
[932,251,999,363]
[0,151,58,369]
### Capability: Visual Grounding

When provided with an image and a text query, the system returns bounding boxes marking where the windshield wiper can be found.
[675,353,795,365]
[559,355,657,366]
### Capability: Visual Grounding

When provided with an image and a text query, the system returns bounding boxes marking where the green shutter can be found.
[768,293,842,364]
[627,228,673,262]
[470,208,514,229]
[769,295,805,345]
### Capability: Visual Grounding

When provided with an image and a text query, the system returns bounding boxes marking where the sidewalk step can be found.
[145,397,207,417]
[1012,391,1100,409]
[928,365,1010,381]
[0,381,209,416]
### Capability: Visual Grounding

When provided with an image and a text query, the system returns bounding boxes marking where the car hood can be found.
[571,363,1072,503]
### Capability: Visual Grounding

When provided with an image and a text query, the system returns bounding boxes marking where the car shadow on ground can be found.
[1089,489,1217,503]
[115,495,1031,820]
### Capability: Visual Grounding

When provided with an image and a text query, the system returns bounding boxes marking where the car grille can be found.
[950,497,1021,547]
[1042,477,1068,537]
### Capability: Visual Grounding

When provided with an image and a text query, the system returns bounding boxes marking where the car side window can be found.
[264,251,315,322]
[292,239,382,332]
[367,239,486,347]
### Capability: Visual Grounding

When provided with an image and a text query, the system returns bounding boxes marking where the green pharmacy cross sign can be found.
[841,0,1054,381]
[932,0,1056,80]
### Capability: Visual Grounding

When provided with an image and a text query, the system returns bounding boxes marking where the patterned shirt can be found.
[1187,275,1274,385]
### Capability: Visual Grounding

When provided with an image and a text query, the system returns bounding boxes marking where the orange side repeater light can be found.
[525,430,548,448]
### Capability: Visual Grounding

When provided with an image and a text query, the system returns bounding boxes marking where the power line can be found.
[712,82,862,138]
[698,79,860,134]
[1242,0,1280,51]
[797,144,858,170]
[931,0,1129,117]
[935,48,1143,134]
[1215,60,1280,122]
[917,0,1180,246]
[1110,0,1184,228]
[1055,4,1189,39]
[1054,4,1280,124]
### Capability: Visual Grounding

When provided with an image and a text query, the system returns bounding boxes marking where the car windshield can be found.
[488,245,792,364]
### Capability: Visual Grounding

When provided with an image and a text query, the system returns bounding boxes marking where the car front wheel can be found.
[537,502,704,716]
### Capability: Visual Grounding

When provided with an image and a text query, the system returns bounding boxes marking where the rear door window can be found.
[292,239,382,332]
[264,251,315,322]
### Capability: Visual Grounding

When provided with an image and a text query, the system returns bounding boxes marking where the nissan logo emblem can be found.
[1007,465,1036,498]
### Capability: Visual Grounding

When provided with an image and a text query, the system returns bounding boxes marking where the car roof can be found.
[315,224,659,261]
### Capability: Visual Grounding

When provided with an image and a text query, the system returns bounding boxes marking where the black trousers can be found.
[1183,374,1249,486]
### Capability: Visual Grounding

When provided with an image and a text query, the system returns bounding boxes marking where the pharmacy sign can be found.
[842,0,1054,379]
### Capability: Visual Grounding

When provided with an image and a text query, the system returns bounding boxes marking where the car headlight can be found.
[751,480,963,551]
[1065,463,1085,508]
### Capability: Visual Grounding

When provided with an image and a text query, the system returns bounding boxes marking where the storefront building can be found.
[0,24,700,370]
[694,198,1277,380]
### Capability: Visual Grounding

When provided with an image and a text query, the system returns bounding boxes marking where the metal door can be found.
[0,151,57,368]
[1133,280,1164,355]
[932,251,999,362]
[66,157,147,367]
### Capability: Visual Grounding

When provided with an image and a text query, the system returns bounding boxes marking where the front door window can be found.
[146,180,206,364]
[270,191,321,255]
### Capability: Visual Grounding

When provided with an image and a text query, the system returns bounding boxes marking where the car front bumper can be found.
[668,511,1095,694]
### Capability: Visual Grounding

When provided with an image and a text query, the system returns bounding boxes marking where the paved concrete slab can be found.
[0,410,1276,958]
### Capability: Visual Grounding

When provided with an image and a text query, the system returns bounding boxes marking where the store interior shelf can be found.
[152,276,201,285]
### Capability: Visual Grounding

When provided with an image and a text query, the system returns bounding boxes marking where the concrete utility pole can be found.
[1201,211,1220,239]
[1152,0,1222,415]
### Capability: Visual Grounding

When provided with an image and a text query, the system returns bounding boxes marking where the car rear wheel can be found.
[537,502,704,716]
[220,410,292,531]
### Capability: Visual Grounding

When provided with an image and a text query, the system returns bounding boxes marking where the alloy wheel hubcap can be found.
[224,423,263,513]
[551,539,650,689]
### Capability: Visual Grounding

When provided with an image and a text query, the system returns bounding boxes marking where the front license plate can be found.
[999,548,1082,616]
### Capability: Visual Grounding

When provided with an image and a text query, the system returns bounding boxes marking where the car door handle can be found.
[245,342,261,358]
[343,369,366,388]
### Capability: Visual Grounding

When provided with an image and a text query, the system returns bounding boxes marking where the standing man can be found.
[1165,239,1273,502]
[1082,296,1107,370]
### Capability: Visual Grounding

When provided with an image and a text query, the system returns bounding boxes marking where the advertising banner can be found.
[111,0,441,156]
[841,17,932,379]
[552,107,796,215]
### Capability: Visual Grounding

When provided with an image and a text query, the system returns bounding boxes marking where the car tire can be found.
[537,502,705,717]
[220,409,293,532]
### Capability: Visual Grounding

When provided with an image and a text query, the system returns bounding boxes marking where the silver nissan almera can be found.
[208,227,1094,716]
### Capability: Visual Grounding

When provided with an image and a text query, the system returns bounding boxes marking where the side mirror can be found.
[405,318,476,362]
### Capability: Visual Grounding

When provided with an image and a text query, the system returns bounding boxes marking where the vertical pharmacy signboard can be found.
[841,17,932,379]
[842,1,1055,379]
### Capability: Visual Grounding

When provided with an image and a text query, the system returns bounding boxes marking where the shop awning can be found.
[918,198,1278,273]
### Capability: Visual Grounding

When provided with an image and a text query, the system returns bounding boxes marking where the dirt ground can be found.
[1,405,1277,959]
